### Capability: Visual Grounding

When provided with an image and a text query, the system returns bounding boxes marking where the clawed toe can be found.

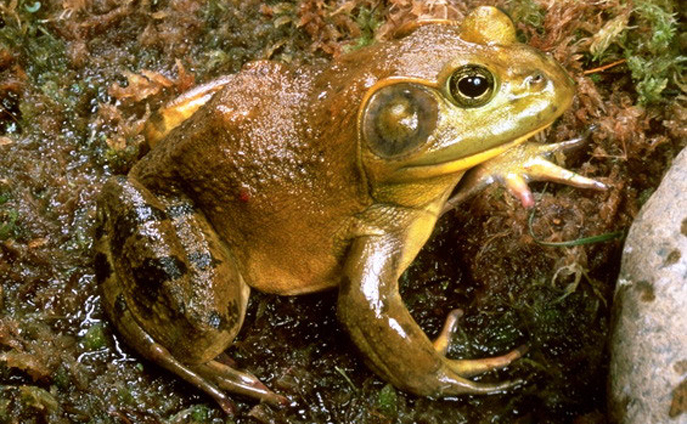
[433,309,464,355]
[432,309,527,392]
[445,345,527,378]
[196,360,289,407]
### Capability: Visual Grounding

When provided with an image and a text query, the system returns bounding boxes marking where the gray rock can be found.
[609,147,687,424]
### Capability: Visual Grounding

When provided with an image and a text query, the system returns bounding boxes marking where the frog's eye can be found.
[447,65,495,108]
[362,83,438,158]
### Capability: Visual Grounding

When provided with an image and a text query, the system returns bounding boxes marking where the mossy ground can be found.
[0,1,684,423]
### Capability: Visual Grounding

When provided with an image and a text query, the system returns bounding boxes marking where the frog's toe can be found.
[433,309,463,356]
[444,345,527,378]
[433,309,527,389]
[196,360,289,407]
[430,350,527,396]
[520,154,606,190]
[499,157,606,208]
[436,372,525,395]
[444,136,607,213]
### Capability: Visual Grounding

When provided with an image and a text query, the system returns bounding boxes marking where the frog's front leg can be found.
[95,177,286,413]
[338,235,523,396]
[443,131,607,213]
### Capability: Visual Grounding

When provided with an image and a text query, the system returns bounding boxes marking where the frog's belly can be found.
[234,234,344,295]
[212,206,349,296]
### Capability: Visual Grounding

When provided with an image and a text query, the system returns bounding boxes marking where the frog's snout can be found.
[524,71,548,92]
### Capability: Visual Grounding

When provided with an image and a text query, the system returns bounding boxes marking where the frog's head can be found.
[357,6,575,207]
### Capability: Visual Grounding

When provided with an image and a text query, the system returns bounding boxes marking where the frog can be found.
[94,6,605,414]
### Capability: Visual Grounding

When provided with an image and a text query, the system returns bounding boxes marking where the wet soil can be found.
[0,1,684,423]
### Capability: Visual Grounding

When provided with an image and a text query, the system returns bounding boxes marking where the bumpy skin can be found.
[95,6,603,413]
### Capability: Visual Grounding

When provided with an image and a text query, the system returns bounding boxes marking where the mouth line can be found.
[396,123,553,180]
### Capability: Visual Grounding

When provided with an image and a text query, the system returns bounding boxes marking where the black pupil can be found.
[458,75,488,98]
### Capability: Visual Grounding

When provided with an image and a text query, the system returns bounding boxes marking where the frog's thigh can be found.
[96,176,249,365]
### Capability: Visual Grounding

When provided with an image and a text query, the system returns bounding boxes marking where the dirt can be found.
[0,1,684,423]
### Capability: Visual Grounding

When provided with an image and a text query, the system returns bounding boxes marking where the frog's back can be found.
[132,61,369,295]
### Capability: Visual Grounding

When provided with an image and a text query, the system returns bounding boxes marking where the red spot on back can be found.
[238,188,251,203]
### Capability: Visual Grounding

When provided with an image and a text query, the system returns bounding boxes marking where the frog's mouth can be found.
[397,123,551,180]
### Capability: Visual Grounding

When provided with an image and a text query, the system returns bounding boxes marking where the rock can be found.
[609,147,687,424]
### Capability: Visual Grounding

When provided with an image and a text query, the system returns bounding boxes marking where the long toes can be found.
[437,369,525,395]
[502,173,535,208]
[524,157,607,190]
[433,309,464,355]
[442,129,605,214]
[529,124,598,156]
[198,361,288,406]
[445,345,527,378]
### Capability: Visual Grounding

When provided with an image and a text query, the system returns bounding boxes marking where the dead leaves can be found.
[107,59,195,103]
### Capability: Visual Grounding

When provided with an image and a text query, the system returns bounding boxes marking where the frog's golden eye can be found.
[447,65,495,108]
[362,83,438,158]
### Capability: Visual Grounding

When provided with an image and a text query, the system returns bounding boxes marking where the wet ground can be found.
[0,1,685,423]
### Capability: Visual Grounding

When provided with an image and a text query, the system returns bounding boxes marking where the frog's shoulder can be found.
[207,60,315,123]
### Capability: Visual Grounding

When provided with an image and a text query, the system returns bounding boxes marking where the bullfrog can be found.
[94,6,605,413]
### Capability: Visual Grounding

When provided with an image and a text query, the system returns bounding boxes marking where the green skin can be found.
[94,6,603,414]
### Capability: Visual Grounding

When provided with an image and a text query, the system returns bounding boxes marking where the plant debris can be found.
[0,1,684,423]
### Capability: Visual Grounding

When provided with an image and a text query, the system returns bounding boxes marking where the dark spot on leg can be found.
[94,208,106,241]
[663,249,681,267]
[94,222,104,241]
[339,275,351,298]
[167,202,195,218]
[135,256,187,284]
[669,378,687,418]
[132,204,166,223]
[208,311,222,329]
[133,256,187,312]
[94,253,112,284]
[110,215,134,256]
[115,294,128,314]
[634,280,655,302]
[380,299,389,314]
[682,217,687,237]
[111,204,167,256]
[226,299,239,328]
[188,251,217,271]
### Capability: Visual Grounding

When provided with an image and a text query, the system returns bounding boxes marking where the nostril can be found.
[526,72,547,89]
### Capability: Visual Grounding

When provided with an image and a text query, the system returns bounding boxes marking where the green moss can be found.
[0,208,20,241]
[506,0,546,41]
[0,18,67,85]
[376,383,398,416]
[190,404,211,422]
[344,5,383,53]
[116,382,136,406]
[624,0,684,104]
[0,3,74,139]
[19,386,59,415]
[52,365,70,391]
[80,323,106,351]
[0,393,9,423]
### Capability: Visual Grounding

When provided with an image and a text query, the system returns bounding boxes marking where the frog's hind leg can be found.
[432,309,526,378]
[95,176,286,412]
[144,75,234,148]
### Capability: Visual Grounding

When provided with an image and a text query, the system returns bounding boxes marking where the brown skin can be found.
[94,7,604,414]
